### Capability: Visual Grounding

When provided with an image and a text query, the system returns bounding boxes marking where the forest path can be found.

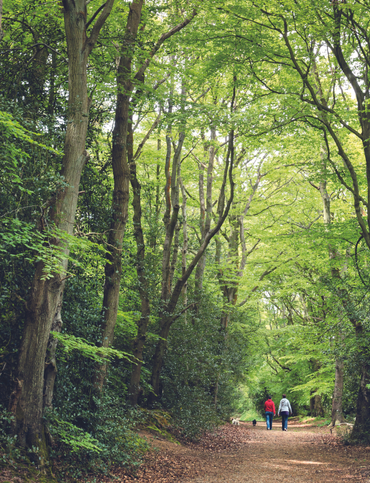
[179,422,370,483]
[94,422,370,482]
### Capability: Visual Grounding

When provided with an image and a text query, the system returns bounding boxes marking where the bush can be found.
[47,399,149,481]
[0,405,22,467]
[159,296,251,438]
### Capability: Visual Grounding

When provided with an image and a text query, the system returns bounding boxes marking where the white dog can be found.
[231,418,240,426]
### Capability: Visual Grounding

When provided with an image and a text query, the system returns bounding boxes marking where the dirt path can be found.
[71,421,370,482]
[180,422,370,483]
[3,421,370,482]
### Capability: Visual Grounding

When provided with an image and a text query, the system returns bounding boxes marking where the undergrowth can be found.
[0,403,149,482]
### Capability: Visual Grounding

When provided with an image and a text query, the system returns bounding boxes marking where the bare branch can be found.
[238,266,278,307]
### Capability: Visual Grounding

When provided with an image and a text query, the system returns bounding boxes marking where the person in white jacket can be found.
[278,394,292,431]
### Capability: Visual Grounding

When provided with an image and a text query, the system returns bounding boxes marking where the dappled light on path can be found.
[89,421,370,482]
[180,422,370,483]
[285,459,326,465]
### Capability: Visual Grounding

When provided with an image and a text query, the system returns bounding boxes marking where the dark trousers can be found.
[281,411,289,430]
[265,411,273,429]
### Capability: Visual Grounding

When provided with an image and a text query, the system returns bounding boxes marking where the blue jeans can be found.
[281,411,289,430]
[265,411,273,429]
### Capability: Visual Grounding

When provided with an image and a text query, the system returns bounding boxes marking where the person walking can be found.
[278,394,292,431]
[264,395,276,430]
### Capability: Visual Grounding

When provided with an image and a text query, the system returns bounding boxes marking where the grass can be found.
[297,416,331,426]
[239,409,262,422]
[316,419,331,427]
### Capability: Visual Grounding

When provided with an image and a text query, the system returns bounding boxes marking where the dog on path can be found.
[231,418,240,425]
[252,419,257,427]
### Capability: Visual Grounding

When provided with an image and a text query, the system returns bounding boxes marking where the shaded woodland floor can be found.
[106,421,370,483]
[2,421,370,482]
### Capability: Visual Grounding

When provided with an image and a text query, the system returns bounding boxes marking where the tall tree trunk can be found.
[312,57,346,427]
[161,132,185,302]
[195,128,216,291]
[319,163,345,425]
[43,293,63,411]
[351,326,370,442]
[309,360,324,417]
[149,140,161,250]
[10,0,114,456]
[217,158,262,328]
[101,11,197,397]
[128,124,151,406]
[94,0,144,392]
[179,174,188,323]
[149,127,236,405]
[310,393,324,417]
[352,361,370,441]
[331,358,345,426]
[169,222,181,291]
[219,211,239,329]
[127,110,164,405]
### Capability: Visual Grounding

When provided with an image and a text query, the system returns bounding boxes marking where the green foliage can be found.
[0,406,21,466]
[0,219,107,281]
[137,409,180,444]
[90,398,149,466]
[52,332,135,364]
[159,296,252,438]
[46,401,149,480]
[47,414,102,454]
[0,110,61,198]
[48,273,150,478]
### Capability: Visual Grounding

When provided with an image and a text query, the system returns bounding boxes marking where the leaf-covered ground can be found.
[98,421,370,482]
[97,424,253,482]
[2,422,370,482]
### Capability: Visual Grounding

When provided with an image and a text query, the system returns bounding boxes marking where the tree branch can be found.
[169,302,197,323]
[85,0,115,55]
[86,2,106,30]
[238,266,278,307]
[134,10,197,80]
[133,111,162,161]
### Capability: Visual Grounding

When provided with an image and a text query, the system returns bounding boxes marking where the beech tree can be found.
[95,2,198,391]
[5,0,114,456]
[201,0,370,442]
[126,80,238,405]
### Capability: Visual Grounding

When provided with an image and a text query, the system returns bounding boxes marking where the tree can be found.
[207,0,370,442]
[95,1,197,392]
[7,0,114,457]
[148,82,237,404]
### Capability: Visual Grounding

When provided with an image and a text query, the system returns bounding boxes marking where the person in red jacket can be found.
[264,396,276,430]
